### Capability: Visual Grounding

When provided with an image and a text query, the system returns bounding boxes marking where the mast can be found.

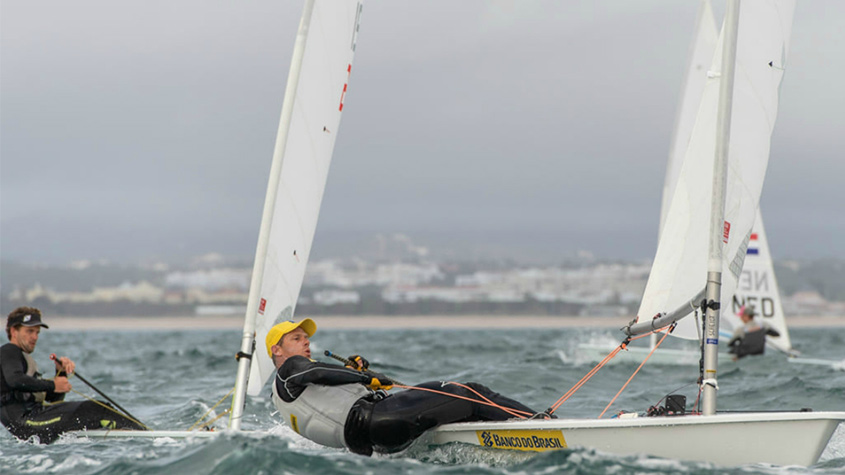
[229,0,316,430]
[702,0,740,416]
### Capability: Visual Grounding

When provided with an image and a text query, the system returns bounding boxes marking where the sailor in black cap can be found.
[0,306,144,443]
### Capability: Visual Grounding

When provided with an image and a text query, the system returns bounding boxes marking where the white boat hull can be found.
[575,343,722,366]
[76,429,220,440]
[425,411,845,466]
[575,344,844,370]
[788,357,845,370]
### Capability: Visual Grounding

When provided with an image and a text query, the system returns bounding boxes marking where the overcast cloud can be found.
[1,1,843,264]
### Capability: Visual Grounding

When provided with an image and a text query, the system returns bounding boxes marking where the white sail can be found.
[241,0,363,397]
[659,0,718,235]
[637,1,795,340]
[654,1,791,353]
[729,208,792,352]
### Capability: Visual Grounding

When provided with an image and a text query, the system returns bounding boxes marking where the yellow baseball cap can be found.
[265,318,317,356]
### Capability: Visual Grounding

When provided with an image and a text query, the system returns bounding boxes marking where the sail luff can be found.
[244,1,363,397]
[660,0,718,235]
[229,0,317,431]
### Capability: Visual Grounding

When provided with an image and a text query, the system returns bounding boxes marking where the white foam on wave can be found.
[14,453,53,473]
[267,422,325,451]
[49,453,102,472]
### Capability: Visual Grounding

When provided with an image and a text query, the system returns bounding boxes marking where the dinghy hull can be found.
[76,430,220,440]
[426,411,845,466]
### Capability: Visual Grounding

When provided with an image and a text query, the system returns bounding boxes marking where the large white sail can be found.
[655,1,792,352]
[241,0,364,397]
[638,1,795,339]
[659,0,718,235]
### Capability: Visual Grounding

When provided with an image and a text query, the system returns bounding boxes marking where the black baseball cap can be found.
[6,312,49,329]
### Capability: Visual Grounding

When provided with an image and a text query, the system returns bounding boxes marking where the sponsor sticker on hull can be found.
[476,429,567,452]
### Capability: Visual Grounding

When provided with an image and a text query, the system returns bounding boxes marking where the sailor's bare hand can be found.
[55,356,76,375]
[53,376,72,393]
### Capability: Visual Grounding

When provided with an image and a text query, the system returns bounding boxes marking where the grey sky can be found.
[2,1,843,264]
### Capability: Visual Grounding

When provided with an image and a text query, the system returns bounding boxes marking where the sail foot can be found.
[624,288,706,337]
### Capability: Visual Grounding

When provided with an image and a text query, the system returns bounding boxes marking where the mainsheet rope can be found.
[597,323,675,419]
[392,382,534,419]
[187,386,235,431]
[546,327,669,415]
[368,325,674,420]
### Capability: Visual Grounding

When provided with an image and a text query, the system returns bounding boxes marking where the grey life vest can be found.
[22,352,47,403]
[271,378,371,449]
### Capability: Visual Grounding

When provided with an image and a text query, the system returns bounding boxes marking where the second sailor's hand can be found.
[56,356,76,375]
[53,376,72,393]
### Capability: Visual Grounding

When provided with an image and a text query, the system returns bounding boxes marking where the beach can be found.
[45,314,845,331]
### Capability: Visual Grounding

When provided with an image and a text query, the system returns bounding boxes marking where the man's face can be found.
[10,325,41,353]
[274,327,311,360]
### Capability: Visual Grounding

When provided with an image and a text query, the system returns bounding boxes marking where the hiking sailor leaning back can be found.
[0,307,144,443]
[267,318,541,456]
[728,306,780,360]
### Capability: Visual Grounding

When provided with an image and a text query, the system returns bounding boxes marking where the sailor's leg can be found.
[17,400,143,443]
[67,400,145,431]
[16,401,84,443]
[367,381,536,453]
[459,382,537,420]
[368,381,473,453]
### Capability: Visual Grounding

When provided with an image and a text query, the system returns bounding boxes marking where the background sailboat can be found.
[730,208,794,354]
[579,0,794,364]
[428,0,845,466]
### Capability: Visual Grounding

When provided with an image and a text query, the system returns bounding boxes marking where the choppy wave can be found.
[2,327,843,474]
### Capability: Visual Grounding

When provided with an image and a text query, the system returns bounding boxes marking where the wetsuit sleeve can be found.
[728,327,744,347]
[763,323,780,337]
[0,344,55,393]
[275,355,373,402]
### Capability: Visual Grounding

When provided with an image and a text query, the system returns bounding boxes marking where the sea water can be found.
[1,325,844,474]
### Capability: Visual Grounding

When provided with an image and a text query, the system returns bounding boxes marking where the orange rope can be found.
[548,344,624,414]
[387,325,676,422]
[597,327,673,419]
[547,325,671,415]
[392,382,534,419]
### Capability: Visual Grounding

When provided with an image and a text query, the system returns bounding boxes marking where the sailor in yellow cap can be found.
[266,318,539,456]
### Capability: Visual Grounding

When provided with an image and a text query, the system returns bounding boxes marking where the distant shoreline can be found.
[43,314,845,331]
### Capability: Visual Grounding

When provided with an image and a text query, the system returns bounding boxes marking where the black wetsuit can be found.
[275,356,538,455]
[728,324,781,358]
[0,343,144,443]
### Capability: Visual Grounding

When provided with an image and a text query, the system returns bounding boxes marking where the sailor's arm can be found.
[761,322,780,337]
[727,326,745,346]
[275,356,390,402]
[0,346,57,393]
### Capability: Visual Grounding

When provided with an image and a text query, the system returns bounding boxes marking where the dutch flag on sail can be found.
[747,233,759,255]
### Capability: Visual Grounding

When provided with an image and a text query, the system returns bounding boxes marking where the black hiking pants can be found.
[2,399,145,443]
[344,381,536,455]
